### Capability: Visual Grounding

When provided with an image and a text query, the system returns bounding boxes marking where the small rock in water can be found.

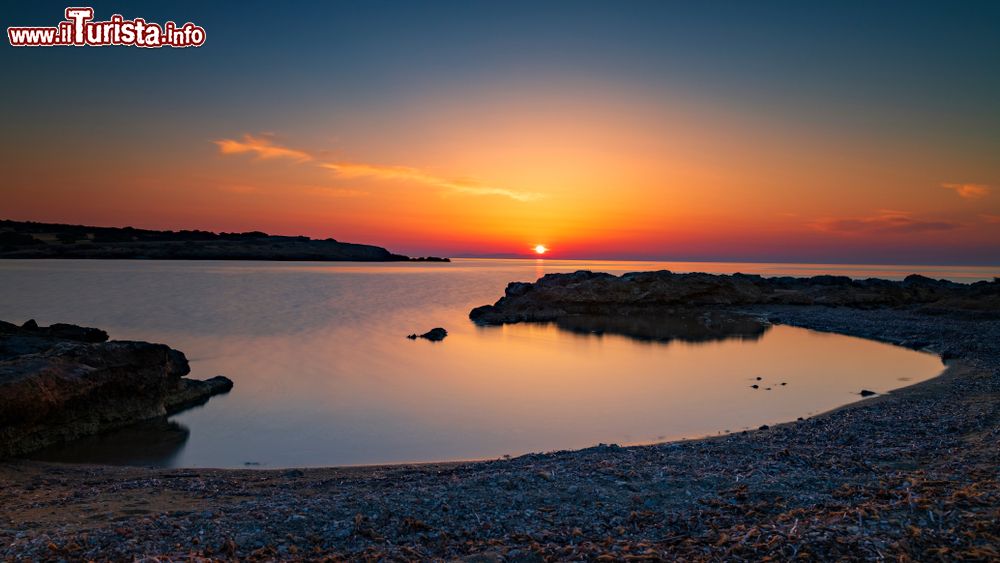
[407,327,448,341]
[755,376,762,381]
[859,389,877,397]
[751,384,759,389]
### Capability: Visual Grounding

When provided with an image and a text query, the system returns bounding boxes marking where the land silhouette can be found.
[0,220,448,262]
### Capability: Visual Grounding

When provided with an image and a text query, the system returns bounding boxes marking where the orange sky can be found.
[2,2,998,264]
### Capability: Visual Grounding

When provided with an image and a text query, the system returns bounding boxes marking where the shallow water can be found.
[0,258,977,468]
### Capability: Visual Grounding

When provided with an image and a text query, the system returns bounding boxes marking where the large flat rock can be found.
[470,270,1000,325]
[0,320,232,457]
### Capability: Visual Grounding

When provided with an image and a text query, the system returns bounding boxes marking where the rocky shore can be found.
[0,273,997,560]
[469,270,1000,325]
[0,320,232,458]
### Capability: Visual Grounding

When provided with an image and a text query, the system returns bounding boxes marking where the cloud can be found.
[319,162,543,202]
[214,134,312,162]
[302,186,368,198]
[981,214,1000,224]
[215,134,540,202]
[941,182,990,199]
[811,210,960,234]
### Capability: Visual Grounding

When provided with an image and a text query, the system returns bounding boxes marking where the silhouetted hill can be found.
[0,220,449,262]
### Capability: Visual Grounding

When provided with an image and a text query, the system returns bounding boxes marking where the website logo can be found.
[8,7,206,48]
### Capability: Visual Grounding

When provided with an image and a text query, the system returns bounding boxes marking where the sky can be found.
[2,1,999,264]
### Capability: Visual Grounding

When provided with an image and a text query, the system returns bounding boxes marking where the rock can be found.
[859,389,877,397]
[751,385,759,389]
[469,270,1000,325]
[1,319,108,343]
[0,320,232,457]
[407,327,448,341]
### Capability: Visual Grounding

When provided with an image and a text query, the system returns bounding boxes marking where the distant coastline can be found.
[0,220,449,262]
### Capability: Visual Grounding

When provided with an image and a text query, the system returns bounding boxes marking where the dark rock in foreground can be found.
[470,270,1000,325]
[0,219,449,262]
[0,320,232,458]
[407,327,448,341]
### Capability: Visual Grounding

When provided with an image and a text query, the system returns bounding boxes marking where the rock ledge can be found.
[0,319,232,457]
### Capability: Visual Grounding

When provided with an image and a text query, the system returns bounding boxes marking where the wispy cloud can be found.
[319,162,543,202]
[941,182,990,199]
[301,186,368,198]
[981,214,1000,224]
[214,134,312,162]
[214,134,541,202]
[811,210,960,234]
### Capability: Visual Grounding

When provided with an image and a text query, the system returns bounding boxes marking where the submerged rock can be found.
[0,320,232,457]
[407,327,448,342]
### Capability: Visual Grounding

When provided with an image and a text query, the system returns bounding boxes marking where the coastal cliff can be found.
[0,320,232,457]
[0,220,449,262]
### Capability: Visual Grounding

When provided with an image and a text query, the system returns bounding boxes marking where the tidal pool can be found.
[0,259,953,468]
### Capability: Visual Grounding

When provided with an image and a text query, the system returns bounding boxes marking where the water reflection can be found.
[0,259,950,468]
[547,311,769,344]
[29,418,190,466]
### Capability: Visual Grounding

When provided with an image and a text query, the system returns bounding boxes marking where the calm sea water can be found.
[1,258,989,468]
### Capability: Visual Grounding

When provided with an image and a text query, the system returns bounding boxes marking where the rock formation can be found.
[470,270,1000,325]
[0,319,232,457]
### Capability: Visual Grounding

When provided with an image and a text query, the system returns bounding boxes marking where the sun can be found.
[534,244,548,255]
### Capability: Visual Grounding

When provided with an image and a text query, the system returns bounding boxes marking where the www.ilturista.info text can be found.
[8,8,206,48]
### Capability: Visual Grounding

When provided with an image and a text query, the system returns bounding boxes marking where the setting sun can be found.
[534,245,548,255]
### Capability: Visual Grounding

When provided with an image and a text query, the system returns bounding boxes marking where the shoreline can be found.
[2,304,997,559]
